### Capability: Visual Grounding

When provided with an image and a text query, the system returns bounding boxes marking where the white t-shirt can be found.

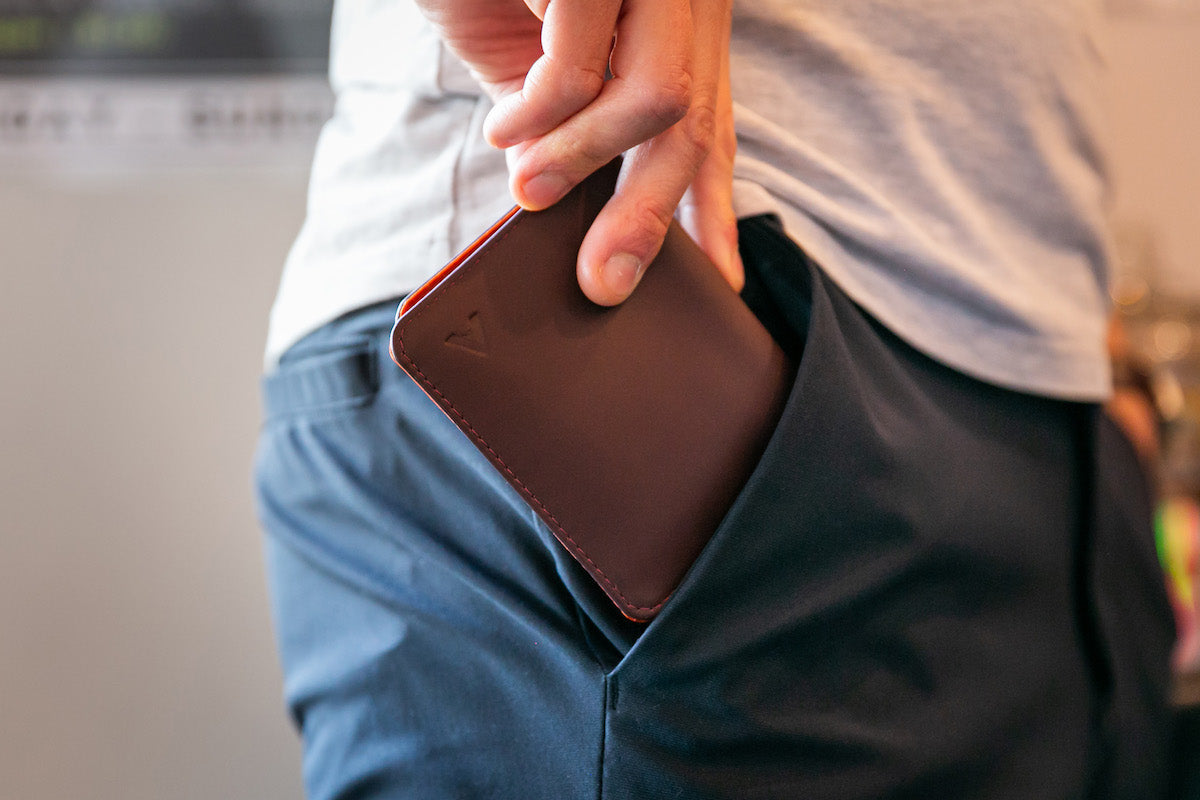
[266,0,1114,400]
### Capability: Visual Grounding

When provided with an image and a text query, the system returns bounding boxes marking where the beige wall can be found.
[1106,13,1200,297]
[0,170,306,799]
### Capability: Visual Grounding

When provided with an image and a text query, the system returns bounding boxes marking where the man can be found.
[255,2,1175,796]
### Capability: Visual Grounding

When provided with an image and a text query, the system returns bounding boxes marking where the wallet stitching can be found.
[395,223,664,616]
[399,352,665,617]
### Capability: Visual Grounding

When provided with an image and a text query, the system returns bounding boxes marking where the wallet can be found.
[390,160,794,621]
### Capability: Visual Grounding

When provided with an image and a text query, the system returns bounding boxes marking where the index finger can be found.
[483,0,622,148]
[506,0,695,211]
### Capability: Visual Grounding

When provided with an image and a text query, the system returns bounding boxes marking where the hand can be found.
[414,0,742,305]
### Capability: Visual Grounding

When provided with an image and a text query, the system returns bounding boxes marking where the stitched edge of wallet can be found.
[394,216,666,620]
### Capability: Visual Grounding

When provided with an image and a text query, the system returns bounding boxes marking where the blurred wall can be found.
[0,168,306,799]
[1106,13,1200,297]
[0,11,1196,800]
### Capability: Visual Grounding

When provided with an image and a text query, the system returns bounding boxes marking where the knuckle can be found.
[682,103,717,159]
[556,63,606,108]
[624,200,674,253]
[571,135,616,173]
[635,65,693,128]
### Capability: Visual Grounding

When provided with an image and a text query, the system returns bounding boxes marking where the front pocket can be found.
[613,271,827,659]
[582,243,825,672]
[262,334,380,423]
[560,216,822,656]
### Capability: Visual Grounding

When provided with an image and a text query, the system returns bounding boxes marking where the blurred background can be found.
[0,1,1198,798]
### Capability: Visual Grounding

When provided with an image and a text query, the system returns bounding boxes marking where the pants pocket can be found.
[259,302,403,424]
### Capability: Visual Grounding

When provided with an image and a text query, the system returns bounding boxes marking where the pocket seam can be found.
[262,337,380,423]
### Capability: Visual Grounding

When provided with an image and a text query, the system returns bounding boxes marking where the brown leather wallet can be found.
[390,161,794,621]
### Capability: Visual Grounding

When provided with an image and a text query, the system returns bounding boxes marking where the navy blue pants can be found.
[255,216,1174,798]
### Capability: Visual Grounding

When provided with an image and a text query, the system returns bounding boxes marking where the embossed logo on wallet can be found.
[444,312,487,357]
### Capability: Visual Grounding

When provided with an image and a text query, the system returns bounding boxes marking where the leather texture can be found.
[390,161,794,621]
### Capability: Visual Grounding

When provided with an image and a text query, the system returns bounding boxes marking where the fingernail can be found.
[603,253,644,299]
[521,173,570,209]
